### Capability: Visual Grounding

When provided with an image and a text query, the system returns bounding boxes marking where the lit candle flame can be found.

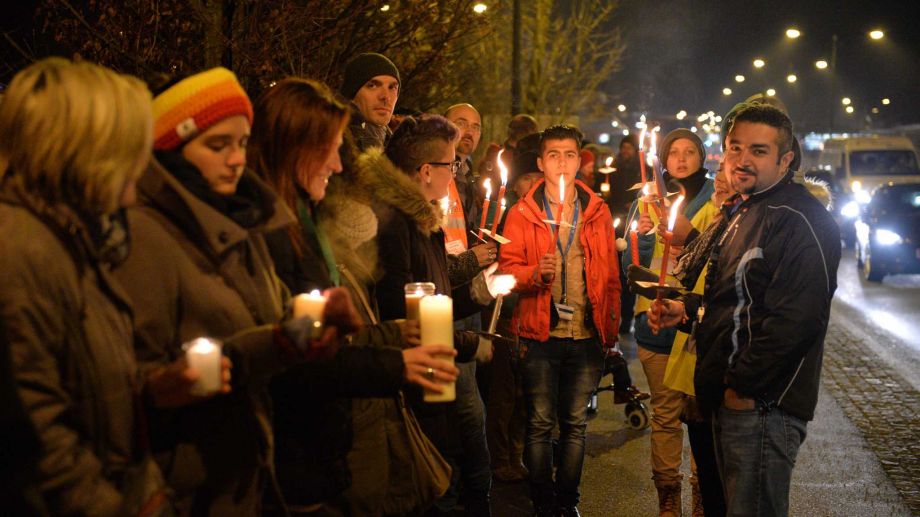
[309,289,322,297]
[642,183,651,196]
[496,149,508,186]
[667,195,685,232]
[605,156,613,167]
[483,177,492,199]
[490,274,517,297]
[613,217,621,228]
[630,220,638,232]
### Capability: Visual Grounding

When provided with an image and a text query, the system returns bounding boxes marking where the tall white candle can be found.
[420,294,455,402]
[293,289,326,321]
[185,337,222,396]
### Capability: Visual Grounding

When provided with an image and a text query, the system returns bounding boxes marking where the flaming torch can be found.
[486,274,517,334]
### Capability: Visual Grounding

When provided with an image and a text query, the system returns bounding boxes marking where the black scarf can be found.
[154,150,267,229]
[667,167,708,202]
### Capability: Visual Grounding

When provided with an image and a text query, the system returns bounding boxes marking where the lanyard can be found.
[297,197,340,287]
[543,194,580,304]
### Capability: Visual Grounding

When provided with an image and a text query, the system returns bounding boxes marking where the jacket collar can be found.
[735,169,795,207]
[356,147,442,235]
[137,157,294,256]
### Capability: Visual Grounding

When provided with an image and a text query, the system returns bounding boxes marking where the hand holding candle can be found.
[184,337,223,396]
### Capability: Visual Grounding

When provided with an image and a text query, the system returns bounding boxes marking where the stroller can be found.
[588,347,650,430]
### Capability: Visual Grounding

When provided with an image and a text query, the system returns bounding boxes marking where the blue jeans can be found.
[714,403,807,517]
[436,360,491,513]
[521,337,604,509]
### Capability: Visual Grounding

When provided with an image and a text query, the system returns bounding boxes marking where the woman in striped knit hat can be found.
[113,67,358,515]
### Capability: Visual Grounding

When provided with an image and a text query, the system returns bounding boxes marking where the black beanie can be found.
[340,53,401,100]
[658,128,705,171]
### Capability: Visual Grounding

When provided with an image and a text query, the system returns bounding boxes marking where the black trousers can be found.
[687,419,727,517]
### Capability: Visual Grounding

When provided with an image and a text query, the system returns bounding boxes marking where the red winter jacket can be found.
[499,179,621,345]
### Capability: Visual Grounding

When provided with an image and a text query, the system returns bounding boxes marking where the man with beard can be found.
[650,105,840,516]
[339,53,400,150]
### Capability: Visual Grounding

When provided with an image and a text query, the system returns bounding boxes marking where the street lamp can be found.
[766,88,776,97]
[845,106,855,114]
[786,28,801,39]
[617,104,627,112]
[753,58,766,68]
[473,3,487,13]
[882,98,891,105]
[379,4,390,11]
[735,74,745,82]
[815,60,828,70]
[869,29,884,40]
[787,74,797,83]
[722,87,732,96]
[676,110,687,120]
[842,97,851,105]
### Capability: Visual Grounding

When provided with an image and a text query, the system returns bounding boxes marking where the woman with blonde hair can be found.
[0,58,170,515]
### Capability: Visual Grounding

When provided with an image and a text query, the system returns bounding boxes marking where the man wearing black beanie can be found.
[340,52,401,150]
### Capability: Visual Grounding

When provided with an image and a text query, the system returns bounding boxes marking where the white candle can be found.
[420,294,455,402]
[185,337,222,396]
[293,289,326,321]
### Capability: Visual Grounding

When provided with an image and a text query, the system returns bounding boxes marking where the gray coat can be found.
[0,183,138,516]
[115,158,295,515]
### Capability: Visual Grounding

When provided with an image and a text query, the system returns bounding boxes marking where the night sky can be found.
[603,0,920,133]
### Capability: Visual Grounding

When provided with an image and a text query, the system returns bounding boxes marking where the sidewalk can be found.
[491,310,914,515]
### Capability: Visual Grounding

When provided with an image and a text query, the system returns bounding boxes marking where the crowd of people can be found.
[0,51,840,517]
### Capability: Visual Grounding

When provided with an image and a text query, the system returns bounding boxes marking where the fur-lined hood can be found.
[354,148,443,235]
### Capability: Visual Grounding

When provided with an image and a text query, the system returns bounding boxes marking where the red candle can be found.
[654,195,685,316]
[493,198,506,232]
[629,220,640,266]
[491,150,508,235]
[478,178,491,240]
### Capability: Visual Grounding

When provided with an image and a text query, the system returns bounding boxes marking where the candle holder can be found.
[404,282,436,321]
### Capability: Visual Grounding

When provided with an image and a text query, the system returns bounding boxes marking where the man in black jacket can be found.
[339,52,400,151]
[650,104,841,516]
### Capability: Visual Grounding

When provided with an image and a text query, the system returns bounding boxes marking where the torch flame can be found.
[667,195,685,232]
[488,274,517,298]
[496,149,509,186]
[483,177,492,198]
[613,217,621,228]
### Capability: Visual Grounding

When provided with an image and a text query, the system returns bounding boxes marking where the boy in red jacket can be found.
[499,125,621,517]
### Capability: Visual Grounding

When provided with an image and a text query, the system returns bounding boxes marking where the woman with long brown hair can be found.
[250,77,458,515]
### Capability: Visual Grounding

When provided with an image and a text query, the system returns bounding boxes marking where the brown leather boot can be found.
[690,476,705,517]
[654,481,682,517]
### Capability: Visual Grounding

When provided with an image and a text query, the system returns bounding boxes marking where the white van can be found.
[817,135,920,246]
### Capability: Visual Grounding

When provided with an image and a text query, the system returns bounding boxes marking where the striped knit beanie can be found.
[153,67,253,151]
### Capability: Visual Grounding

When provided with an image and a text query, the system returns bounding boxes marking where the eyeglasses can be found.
[453,119,482,133]
[420,158,462,176]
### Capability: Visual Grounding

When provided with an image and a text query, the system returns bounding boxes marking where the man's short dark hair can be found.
[729,104,794,157]
[385,114,459,175]
[540,124,584,153]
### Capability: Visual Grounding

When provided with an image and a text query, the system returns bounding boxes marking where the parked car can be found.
[855,182,920,282]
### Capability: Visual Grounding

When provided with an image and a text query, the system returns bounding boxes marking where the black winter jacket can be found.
[682,172,841,421]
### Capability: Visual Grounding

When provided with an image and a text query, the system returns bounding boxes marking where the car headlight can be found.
[854,190,872,204]
[875,229,903,246]
[841,200,860,219]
